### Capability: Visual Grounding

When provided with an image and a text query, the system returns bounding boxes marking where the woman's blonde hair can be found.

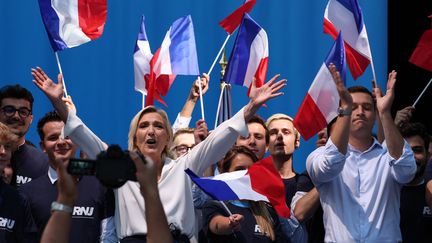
[0,122,18,152]
[128,106,173,158]
[250,201,276,240]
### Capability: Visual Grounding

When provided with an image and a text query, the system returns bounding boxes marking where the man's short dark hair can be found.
[37,111,63,140]
[0,85,34,109]
[399,122,430,152]
[348,85,376,109]
[248,115,269,144]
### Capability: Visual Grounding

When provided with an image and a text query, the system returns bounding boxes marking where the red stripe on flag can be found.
[78,0,107,40]
[409,29,432,72]
[219,0,257,34]
[324,19,370,80]
[293,93,327,141]
[247,57,268,96]
[248,157,291,218]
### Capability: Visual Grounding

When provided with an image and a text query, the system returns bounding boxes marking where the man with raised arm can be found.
[306,65,416,242]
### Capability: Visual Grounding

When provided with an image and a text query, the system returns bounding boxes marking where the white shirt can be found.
[307,138,416,243]
[64,108,248,239]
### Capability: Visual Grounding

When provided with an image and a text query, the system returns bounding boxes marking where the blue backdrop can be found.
[0,0,387,172]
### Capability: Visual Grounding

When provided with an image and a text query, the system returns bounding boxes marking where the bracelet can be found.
[51,201,73,214]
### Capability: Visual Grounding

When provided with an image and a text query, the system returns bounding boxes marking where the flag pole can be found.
[413,77,432,107]
[207,35,231,76]
[214,83,226,129]
[198,76,205,120]
[54,52,69,98]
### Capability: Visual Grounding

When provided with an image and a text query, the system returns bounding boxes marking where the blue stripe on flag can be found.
[324,32,347,82]
[168,15,200,75]
[134,15,148,53]
[38,0,68,51]
[185,169,240,201]
[224,13,262,86]
[335,0,364,33]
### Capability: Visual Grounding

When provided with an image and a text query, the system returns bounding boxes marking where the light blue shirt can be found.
[307,138,416,243]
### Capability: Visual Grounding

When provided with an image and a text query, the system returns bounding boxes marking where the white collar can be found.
[48,166,58,184]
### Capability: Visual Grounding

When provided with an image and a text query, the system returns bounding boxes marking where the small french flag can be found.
[293,32,346,141]
[223,14,268,94]
[185,157,290,218]
[133,15,153,95]
[38,0,107,52]
[324,0,371,80]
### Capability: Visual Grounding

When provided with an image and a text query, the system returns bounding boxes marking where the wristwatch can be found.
[51,201,73,214]
[337,107,352,117]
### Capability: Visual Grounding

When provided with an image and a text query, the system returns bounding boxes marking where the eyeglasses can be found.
[174,144,194,154]
[1,106,32,118]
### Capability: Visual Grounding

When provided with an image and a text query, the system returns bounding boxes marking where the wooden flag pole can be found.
[55,52,69,98]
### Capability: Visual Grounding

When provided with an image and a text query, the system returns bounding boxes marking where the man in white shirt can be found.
[307,65,416,242]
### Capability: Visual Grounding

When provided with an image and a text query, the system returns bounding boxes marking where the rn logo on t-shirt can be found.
[0,217,15,230]
[72,206,95,218]
[16,175,32,185]
[423,206,432,217]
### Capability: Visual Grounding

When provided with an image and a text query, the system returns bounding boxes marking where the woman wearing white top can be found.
[31,67,286,242]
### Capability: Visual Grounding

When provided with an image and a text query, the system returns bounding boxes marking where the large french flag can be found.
[185,157,290,218]
[133,15,153,95]
[324,0,371,80]
[293,33,346,141]
[223,14,268,94]
[146,15,200,106]
[38,0,107,52]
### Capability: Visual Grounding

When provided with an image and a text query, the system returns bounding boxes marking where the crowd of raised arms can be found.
[0,64,431,243]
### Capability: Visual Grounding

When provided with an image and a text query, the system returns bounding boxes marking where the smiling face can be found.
[40,121,77,167]
[0,98,33,140]
[134,112,170,161]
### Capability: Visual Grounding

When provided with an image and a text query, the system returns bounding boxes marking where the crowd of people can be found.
[0,64,431,243]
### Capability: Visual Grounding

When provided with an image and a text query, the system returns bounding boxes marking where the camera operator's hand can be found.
[130,152,158,194]
[56,159,78,207]
[130,152,174,243]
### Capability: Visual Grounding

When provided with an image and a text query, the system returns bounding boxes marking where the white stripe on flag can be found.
[155,31,173,75]
[52,0,91,48]
[308,64,339,123]
[133,40,152,94]
[243,29,268,88]
[223,174,269,202]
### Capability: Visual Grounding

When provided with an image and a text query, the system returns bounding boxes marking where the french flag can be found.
[38,0,107,52]
[185,157,290,218]
[223,14,269,95]
[324,0,371,80]
[146,15,200,106]
[293,33,346,141]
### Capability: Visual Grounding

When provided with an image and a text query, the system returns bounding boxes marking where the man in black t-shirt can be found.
[398,122,432,242]
[0,84,48,187]
[19,111,116,242]
[266,114,300,206]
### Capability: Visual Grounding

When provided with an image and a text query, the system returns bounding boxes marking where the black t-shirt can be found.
[283,175,298,207]
[424,159,432,182]
[202,200,287,243]
[11,143,48,187]
[19,174,114,242]
[296,171,325,243]
[400,182,432,243]
[0,180,37,243]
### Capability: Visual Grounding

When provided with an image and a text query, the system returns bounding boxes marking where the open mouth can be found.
[146,138,156,145]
